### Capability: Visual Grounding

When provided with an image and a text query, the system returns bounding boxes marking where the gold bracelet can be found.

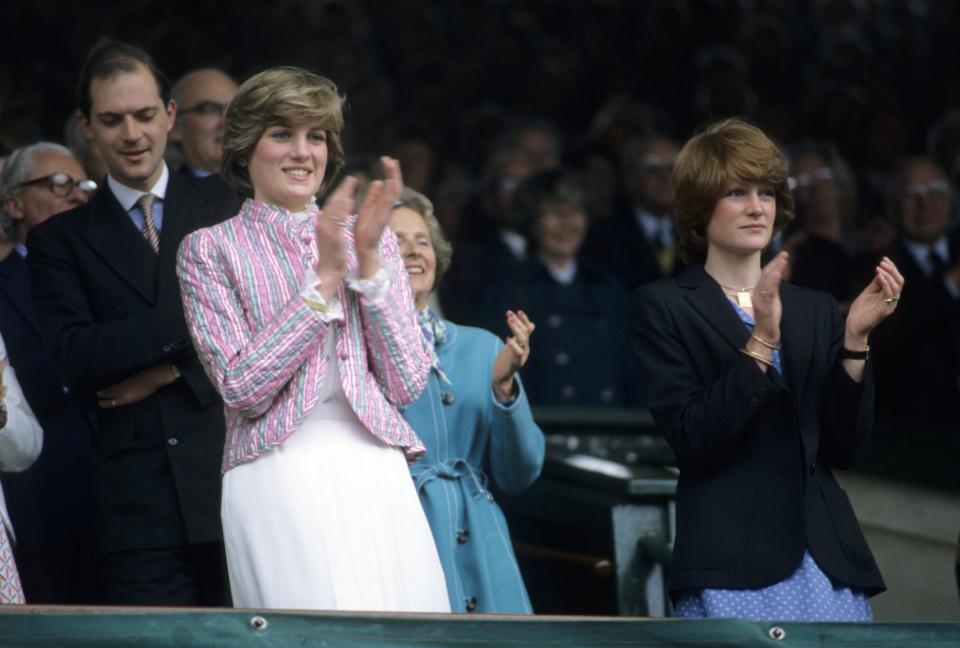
[740,346,774,368]
[750,333,780,350]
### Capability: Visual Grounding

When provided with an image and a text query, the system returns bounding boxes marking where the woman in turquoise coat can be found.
[389,188,545,614]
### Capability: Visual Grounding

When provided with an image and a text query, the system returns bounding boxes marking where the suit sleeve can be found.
[353,228,431,406]
[27,220,193,391]
[177,227,331,418]
[818,293,873,468]
[629,285,781,469]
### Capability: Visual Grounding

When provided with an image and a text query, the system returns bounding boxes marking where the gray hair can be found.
[392,187,453,286]
[0,142,75,240]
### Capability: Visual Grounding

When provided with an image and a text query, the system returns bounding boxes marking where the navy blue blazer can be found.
[26,172,240,557]
[630,264,885,596]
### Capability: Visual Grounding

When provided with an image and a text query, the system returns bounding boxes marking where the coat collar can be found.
[678,264,813,393]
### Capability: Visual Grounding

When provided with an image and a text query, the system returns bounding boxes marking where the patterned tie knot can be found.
[137,193,160,253]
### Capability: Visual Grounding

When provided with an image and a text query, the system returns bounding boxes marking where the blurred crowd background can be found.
[2,0,959,427]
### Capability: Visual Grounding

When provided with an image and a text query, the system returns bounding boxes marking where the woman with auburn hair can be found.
[630,118,902,620]
[176,67,448,611]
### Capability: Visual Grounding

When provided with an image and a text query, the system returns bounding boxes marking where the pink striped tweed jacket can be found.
[176,198,430,473]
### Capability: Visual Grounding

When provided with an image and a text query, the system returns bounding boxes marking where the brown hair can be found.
[673,118,793,263]
[221,67,345,198]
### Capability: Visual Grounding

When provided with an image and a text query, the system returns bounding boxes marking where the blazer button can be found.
[442,392,455,405]
[167,438,179,447]
[547,314,563,328]
[554,352,570,366]
[457,529,470,544]
[561,385,576,399]
[465,596,478,612]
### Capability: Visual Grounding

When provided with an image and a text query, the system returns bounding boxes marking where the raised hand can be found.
[354,156,404,278]
[314,175,354,301]
[846,256,904,343]
[752,251,789,345]
[492,310,536,401]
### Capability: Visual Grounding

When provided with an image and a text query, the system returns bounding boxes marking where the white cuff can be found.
[300,268,345,323]
[346,266,390,302]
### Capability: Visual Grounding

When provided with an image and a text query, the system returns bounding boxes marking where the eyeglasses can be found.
[14,172,98,197]
[178,100,227,117]
[901,180,950,201]
[789,167,835,191]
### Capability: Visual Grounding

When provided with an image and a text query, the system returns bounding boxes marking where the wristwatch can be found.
[840,345,870,360]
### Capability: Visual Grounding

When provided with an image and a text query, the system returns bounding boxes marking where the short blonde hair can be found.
[392,187,453,287]
[221,67,345,198]
[673,118,793,264]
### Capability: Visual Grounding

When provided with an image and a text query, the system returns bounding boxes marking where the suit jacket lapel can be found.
[680,265,752,352]
[0,253,38,332]
[80,187,158,305]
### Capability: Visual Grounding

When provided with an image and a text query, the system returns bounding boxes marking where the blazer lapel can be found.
[680,265,751,352]
[0,254,38,332]
[80,187,159,305]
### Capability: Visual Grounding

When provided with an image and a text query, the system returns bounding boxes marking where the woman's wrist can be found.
[843,331,869,352]
[492,377,516,402]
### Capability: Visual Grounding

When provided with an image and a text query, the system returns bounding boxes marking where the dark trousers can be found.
[15,542,99,604]
[99,542,230,606]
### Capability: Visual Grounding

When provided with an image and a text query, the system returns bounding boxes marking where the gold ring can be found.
[883,295,900,304]
[111,399,117,408]
[518,341,528,349]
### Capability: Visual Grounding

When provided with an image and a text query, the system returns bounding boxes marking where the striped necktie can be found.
[136,193,160,254]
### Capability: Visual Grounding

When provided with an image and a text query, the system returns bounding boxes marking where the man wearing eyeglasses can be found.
[1,143,96,251]
[168,69,237,178]
[870,156,960,429]
[25,41,239,606]
[0,142,99,604]
[584,133,683,291]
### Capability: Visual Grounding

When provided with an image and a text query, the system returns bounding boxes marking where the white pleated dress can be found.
[222,333,450,612]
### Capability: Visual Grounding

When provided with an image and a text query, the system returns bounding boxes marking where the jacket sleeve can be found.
[0,340,43,473]
[27,220,194,391]
[353,228,431,406]
[485,339,545,495]
[177,227,331,418]
[818,293,873,468]
[629,285,782,469]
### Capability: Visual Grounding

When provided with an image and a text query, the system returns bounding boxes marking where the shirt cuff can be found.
[300,268,345,323]
[346,266,390,302]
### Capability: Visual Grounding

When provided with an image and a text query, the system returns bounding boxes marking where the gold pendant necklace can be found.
[717,282,755,308]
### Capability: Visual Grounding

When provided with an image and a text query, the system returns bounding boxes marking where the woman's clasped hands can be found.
[312,156,404,302]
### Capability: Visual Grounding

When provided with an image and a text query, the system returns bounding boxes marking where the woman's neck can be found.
[703,250,762,290]
[538,251,576,274]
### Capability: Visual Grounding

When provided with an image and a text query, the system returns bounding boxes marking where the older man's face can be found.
[5,150,91,236]
[896,161,951,246]
[171,71,238,174]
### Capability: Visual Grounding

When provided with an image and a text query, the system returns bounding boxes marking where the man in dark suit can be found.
[26,41,239,605]
[0,142,98,603]
[584,134,683,291]
[870,157,960,429]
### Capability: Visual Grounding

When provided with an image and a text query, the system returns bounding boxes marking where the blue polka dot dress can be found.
[672,303,872,622]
